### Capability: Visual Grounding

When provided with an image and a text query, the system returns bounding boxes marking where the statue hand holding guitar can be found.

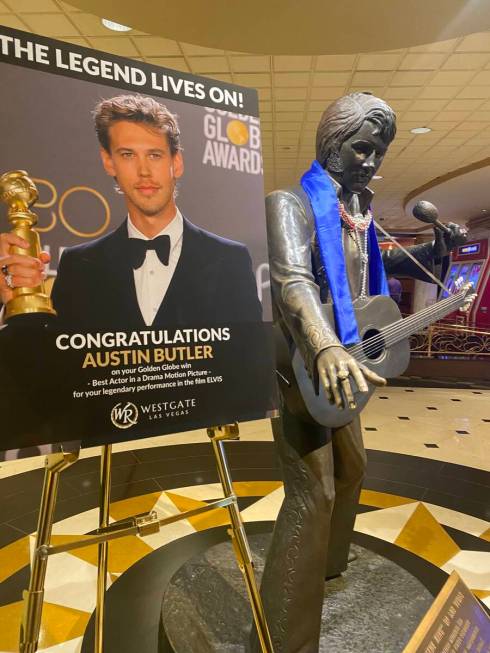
[279,201,475,427]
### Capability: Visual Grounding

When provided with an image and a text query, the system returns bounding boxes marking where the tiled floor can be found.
[0,386,489,652]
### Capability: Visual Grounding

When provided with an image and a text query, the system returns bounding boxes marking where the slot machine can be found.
[442,239,490,328]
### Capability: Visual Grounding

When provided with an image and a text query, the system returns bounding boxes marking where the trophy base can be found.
[5,293,56,320]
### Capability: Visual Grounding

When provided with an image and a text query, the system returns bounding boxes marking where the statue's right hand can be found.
[0,233,50,304]
[316,345,386,411]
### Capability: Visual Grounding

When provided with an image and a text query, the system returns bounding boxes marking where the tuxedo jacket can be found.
[51,217,262,331]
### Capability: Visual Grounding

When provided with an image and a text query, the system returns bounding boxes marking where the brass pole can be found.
[20,446,79,653]
[208,425,274,653]
[95,444,112,653]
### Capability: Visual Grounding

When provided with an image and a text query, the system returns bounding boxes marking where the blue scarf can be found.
[301,160,389,345]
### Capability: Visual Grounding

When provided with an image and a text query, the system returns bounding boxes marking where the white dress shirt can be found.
[128,210,184,326]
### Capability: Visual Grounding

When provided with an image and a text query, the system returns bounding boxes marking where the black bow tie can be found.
[129,235,171,269]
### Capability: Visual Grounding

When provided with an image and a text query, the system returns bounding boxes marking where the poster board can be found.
[0,26,275,455]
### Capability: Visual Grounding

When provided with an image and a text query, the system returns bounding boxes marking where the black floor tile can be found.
[422,489,490,522]
[442,526,490,553]
[363,477,427,501]
[366,450,445,473]
[397,416,410,420]
[0,468,45,499]
[424,443,439,448]
[0,565,30,606]
[356,504,378,514]
[0,523,27,547]
[133,441,275,464]
[368,459,490,505]
[440,462,490,488]
[155,467,282,492]
[451,398,462,402]
[6,479,162,535]
[133,442,212,463]
[236,496,263,511]
[364,427,377,431]
[426,406,438,410]
[455,430,470,435]
[61,451,139,479]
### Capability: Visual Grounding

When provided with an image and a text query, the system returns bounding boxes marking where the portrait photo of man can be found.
[0,94,263,331]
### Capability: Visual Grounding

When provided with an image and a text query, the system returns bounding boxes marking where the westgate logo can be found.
[111,402,139,429]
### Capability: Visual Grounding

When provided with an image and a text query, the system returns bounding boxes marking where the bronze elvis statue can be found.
[250,92,467,653]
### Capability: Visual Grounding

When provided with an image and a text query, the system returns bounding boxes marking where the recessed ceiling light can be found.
[482,209,487,213]
[410,127,432,134]
[372,175,383,180]
[101,18,132,32]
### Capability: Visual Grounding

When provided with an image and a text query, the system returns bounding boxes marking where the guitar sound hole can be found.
[362,328,385,360]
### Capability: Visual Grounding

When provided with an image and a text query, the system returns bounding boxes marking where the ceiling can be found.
[1,0,490,231]
[62,0,490,56]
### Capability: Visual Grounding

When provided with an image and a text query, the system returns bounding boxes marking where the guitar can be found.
[277,282,475,428]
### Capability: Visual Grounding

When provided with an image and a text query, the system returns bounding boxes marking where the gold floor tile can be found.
[355,502,420,543]
[473,589,490,600]
[165,492,230,530]
[360,489,417,509]
[442,551,490,590]
[394,503,461,567]
[233,481,283,497]
[0,536,30,583]
[109,491,163,523]
[481,527,490,542]
[49,534,153,575]
[423,503,490,538]
[241,486,284,523]
[0,601,89,651]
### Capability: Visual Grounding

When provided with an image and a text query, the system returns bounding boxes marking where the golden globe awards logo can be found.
[111,402,139,429]
[202,108,262,174]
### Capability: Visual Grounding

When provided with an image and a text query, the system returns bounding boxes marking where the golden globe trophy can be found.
[0,169,56,319]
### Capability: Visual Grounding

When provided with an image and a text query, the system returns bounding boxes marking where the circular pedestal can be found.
[161,533,433,652]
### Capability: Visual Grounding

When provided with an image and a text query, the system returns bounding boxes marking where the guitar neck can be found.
[382,292,465,349]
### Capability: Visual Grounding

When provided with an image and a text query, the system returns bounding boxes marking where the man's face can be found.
[336,119,388,194]
[100,120,184,219]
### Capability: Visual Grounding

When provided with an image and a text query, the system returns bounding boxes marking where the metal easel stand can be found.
[19,425,274,653]
[19,443,80,653]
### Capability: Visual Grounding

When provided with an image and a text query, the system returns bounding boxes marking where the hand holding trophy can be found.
[0,170,55,320]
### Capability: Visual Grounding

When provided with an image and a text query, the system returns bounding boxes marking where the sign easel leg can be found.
[19,445,80,653]
[95,444,112,653]
[207,425,275,653]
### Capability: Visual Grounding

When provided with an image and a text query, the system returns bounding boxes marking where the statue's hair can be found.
[316,92,396,169]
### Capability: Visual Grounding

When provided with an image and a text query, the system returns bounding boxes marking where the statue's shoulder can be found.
[265,185,313,222]
[266,185,306,204]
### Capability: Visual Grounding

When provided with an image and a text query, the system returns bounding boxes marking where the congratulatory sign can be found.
[404,572,490,653]
[0,26,274,453]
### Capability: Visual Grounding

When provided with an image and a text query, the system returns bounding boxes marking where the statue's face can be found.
[336,119,388,194]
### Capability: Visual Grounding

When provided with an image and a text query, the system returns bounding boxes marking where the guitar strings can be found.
[351,293,463,360]
[348,292,464,361]
[350,293,463,361]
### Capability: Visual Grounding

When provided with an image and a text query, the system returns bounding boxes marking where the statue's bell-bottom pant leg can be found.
[325,415,367,577]
[250,405,334,653]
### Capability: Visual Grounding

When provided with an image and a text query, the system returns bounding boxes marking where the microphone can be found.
[412,200,452,235]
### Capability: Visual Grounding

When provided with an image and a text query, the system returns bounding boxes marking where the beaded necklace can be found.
[338,201,371,299]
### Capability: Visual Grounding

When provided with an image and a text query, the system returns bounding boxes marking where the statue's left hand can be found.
[433,222,468,259]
